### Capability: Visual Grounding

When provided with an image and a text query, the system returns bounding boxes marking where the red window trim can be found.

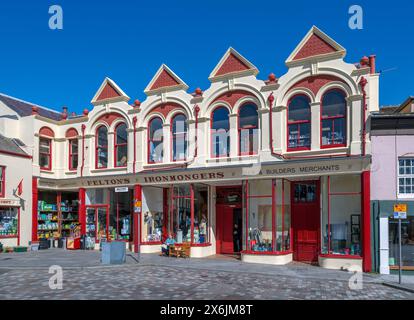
[39,137,52,171]
[320,89,347,149]
[238,103,259,156]
[147,117,164,164]
[210,106,230,159]
[245,179,291,253]
[68,139,79,171]
[114,122,128,168]
[95,125,108,169]
[0,166,5,198]
[171,113,187,162]
[326,175,363,258]
[287,94,311,152]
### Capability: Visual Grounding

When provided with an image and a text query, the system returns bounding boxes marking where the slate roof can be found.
[0,93,62,121]
[0,133,30,157]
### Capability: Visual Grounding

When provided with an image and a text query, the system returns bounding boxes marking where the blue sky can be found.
[0,0,412,114]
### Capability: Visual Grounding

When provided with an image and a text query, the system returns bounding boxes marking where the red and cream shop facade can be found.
[36,155,372,272]
[0,26,379,272]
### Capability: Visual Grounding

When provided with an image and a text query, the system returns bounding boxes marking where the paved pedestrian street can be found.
[0,250,413,300]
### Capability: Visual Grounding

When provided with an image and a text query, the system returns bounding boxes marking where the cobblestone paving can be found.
[0,265,413,300]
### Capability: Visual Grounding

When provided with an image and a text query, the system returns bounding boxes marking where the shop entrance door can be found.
[216,205,234,254]
[291,181,320,263]
[216,187,242,254]
[85,205,109,243]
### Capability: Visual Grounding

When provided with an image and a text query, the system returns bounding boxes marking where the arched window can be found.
[238,104,259,156]
[211,107,230,158]
[148,117,163,163]
[96,126,108,169]
[287,95,311,150]
[114,123,128,167]
[171,114,187,161]
[321,90,347,148]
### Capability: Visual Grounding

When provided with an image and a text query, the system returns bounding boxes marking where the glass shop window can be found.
[276,179,291,252]
[247,180,273,252]
[288,95,311,150]
[389,216,414,267]
[96,126,108,169]
[322,175,362,256]
[238,104,259,156]
[39,138,52,170]
[172,114,188,161]
[69,139,79,171]
[115,123,128,167]
[142,187,164,243]
[172,185,191,243]
[321,90,347,147]
[193,185,209,244]
[109,189,132,241]
[211,107,230,158]
[0,207,18,237]
[148,117,164,163]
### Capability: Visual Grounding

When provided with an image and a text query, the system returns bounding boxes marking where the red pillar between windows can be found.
[79,188,86,235]
[361,171,372,273]
[162,188,168,243]
[31,177,38,242]
[190,185,195,245]
[133,185,142,253]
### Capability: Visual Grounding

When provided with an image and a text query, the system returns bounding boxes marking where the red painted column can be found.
[162,188,168,242]
[133,185,142,253]
[190,184,195,245]
[361,171,372,273]
[32,177,38,242]
[79,188,86,235]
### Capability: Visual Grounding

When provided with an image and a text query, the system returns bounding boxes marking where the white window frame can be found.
[397,157,414,199]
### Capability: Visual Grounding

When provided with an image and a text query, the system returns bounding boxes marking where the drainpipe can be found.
[81,124,86,177]
[194,104,200,158]
[133,116,137,174]
[359,77,368,156]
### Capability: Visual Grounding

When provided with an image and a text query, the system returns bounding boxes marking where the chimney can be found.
[369,55,376,74]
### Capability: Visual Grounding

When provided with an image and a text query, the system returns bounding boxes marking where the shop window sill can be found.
[319,254,362,260]
[0,235,18,239]
[90,167,127,174]
[285,147,349,156]
[389,266,414,271]
[174,242,211,247]
[241,250,292,256]
[141,241,162,245]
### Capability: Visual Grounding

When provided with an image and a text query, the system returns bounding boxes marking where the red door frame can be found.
[85,204,110,243]
[290,180,321,263]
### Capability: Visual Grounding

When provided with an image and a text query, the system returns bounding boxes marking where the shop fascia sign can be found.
[44,157,369,188]
[0,198,21,207]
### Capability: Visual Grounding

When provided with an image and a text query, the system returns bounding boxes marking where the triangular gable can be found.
[91,78,130,105]
[286,26,346,66]
[209,47,258,81]
[144,64,188,95]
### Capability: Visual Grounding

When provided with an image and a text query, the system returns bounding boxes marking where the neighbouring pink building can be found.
[371,97,414,274]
